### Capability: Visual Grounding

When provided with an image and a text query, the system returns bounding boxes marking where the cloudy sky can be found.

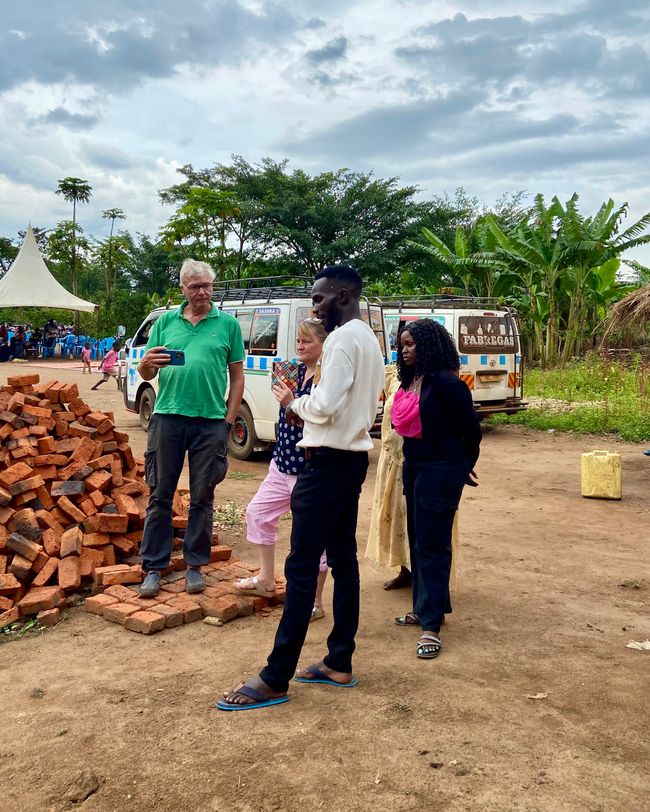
[2,0,650,262]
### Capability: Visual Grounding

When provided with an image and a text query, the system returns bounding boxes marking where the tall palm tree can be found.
[55,177,93,300]
[101,208,126,292]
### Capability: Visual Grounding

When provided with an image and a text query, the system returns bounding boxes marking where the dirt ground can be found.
[0,360,648,812]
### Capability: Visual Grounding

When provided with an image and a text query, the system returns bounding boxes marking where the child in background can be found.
[91,341,120,390]
[81,342,92,374]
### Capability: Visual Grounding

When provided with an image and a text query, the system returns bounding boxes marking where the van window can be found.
[133,314,161,347]
[250,307,280,356]
[458,315,519,353]
[235,310,254,351]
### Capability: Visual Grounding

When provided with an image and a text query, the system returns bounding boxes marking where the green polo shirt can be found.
[145,302,245,419]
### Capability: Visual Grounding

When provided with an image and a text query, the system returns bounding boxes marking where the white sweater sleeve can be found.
[291,345,354,425]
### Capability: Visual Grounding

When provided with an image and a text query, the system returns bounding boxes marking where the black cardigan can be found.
[401,370,481,469]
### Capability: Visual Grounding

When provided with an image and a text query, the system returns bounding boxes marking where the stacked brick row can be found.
[86,552,286,635]
[0,373,185,629]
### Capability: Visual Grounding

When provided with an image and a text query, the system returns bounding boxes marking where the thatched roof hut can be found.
[603,284,650,338]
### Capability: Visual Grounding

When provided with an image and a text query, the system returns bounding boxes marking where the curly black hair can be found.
[396,318,460,386]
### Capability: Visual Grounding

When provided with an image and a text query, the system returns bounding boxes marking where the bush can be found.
[489,353,650,442]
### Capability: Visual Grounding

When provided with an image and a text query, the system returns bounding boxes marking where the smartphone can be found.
[164,349,185,366]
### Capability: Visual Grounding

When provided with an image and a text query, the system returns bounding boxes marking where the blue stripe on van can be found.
[480,355,488,365]
[259,357,268,371]
[499,355,506,365]
[246,357,254,370]
[460,355,468,366]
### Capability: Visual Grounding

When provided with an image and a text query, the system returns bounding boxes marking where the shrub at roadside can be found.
[489,354,650,442]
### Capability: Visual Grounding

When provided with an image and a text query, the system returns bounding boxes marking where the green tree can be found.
[55,177,93,297]
[100,208,127,292]
[121,233,181,296]
[0,237,18,275]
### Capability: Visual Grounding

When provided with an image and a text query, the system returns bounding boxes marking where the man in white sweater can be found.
[219,265,385,710]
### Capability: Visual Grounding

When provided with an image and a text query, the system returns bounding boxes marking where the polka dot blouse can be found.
[273,365,314,475]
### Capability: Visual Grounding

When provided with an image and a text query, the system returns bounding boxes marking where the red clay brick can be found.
[17,585,64,616]
[125,610,166,634]
[84,593,119,614]
[0,572,21,594]
[31,549,49,573]
[41,528,61,557]
[82,532,111,548]
[58,555,81,591]
[57,496,86,523]
[102,602,140,624]
[83,513,128,533]
[103,583,137,602]
[7,374,39,387]
[0,462,32,488]
[79,547,104,577]
[0,607,20,628]
[37,607,60,627]
[9,554,32,580]
[7,533,43,561]
[163,596,203,623]
[32,556,59,587]
[201,596,240,622]
[10,507,42,540]
[59,526,83,557]
[148,603,184,628]
[0,595,12,612]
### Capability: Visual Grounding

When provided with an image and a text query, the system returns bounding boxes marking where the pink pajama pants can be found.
[246,459,328,572]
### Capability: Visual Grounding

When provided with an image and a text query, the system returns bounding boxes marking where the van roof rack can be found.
[211,276,314,306]
[372,295,514,312]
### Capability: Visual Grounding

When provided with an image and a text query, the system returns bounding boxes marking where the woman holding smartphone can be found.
[235,318,330,621]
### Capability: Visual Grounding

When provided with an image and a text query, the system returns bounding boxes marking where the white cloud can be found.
[1,0,649,266]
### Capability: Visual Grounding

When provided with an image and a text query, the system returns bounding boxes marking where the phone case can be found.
[272,360,301,391]
[168,350,185,366]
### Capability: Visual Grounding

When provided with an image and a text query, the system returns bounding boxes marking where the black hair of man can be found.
[314,265,363,298]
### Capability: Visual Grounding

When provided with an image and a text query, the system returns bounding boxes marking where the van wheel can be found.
[139,388,156,431]
[228,404,256,460]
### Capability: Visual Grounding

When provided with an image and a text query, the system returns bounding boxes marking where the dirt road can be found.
[0,360,648,811]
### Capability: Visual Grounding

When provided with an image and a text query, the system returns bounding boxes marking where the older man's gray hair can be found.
[180,258,216,285]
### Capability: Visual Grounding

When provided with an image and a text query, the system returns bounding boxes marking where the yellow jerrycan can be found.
[581,450,622,500]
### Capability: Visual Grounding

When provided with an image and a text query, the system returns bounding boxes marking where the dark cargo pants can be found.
[140,414,229,572]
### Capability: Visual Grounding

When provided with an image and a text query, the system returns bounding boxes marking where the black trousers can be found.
[260,448,369,693]
[140,414,229,571]
[403,456,469,633]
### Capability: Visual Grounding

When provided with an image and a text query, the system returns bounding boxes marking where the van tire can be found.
[139,387,156,431]
[228,404,256,460]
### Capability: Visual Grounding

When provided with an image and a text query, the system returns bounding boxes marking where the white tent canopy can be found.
[0,225,96,312]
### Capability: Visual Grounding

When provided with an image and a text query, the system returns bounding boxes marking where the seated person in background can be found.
[10,327,26,359]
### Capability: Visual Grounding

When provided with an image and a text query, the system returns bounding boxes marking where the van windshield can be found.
[458,315,518,353]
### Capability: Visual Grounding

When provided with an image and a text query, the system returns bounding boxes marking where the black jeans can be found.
[403,455,470,633]
[140,414,229,572]
[260,448,369,693]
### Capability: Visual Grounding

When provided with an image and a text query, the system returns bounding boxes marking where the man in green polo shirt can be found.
[137,259,245,597]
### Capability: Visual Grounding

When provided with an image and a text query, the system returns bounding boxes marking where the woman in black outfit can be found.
[391,319,481,659]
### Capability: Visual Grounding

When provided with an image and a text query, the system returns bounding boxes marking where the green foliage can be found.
[490,354,650,441]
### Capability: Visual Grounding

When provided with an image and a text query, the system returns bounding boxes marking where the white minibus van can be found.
[124,278,388,459]
[380,296,526,418]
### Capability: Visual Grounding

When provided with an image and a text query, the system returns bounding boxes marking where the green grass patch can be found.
[227,471,257,481]
[0,618,45,645]
[489,353,650,442]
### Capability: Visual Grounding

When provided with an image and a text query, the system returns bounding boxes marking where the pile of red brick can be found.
[0,373,285,636]
[0,373,169,629]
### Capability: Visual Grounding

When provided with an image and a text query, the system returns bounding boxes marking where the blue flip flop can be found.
[293,666,359,688]
[216,683,289,711]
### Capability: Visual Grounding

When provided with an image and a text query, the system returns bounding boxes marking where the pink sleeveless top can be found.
[392,388,422,438]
